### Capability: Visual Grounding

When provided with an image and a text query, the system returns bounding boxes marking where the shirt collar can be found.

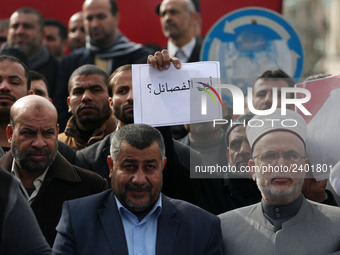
[167,37,196,61]
[261,193,303,221]
[11,159,49,203]
[115,194,162,222]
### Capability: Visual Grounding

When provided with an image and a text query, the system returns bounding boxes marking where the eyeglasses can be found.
[253,151,305,164]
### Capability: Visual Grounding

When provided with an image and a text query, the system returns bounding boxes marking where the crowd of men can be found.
[1,0,340,254]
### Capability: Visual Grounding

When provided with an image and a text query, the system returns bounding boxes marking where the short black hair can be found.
[110,124,165,161]
[0,55,31,90]
[68,64,109,93]
[29,70,49,85]
[225,113,254,147]
[44,18,67,41]
[109,0,119,16]
[254,69,295,89]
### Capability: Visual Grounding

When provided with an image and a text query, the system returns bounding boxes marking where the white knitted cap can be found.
[246,109,307,149]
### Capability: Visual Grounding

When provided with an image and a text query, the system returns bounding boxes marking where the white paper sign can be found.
[132,61,221,126]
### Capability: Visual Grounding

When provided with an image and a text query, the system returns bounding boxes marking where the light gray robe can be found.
[219,196,340,255]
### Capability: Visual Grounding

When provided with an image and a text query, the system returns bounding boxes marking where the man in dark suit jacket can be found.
[157,0,202,63]
[54,0,153,130]
[75,62,234,214]
[6,8,59,98]
[53,124,223,255]
[157,0,203,139]
[0,95,107,246]
[0,168,51,255]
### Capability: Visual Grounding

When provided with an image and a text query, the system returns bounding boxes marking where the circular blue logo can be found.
[201,7,304,92]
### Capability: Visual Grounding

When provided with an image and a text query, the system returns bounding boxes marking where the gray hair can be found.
[110,124,165,161]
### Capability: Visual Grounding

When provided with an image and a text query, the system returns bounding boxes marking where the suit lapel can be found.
[187,36,203,62]
[156,195,180,255]
[98,191,129,255]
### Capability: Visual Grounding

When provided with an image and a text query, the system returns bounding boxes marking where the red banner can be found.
[0,0,282,48]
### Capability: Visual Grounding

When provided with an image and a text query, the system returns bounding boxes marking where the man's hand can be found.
[303,177,328,202]
[147,49,181,71]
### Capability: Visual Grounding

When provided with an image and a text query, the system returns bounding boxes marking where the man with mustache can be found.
[157,0,202,139]
[67,12,86,52]
[219,109,340,255]
[224,113,261,207]
[58,64,116,150]
[6,8,59,99]
[157,0,201,63]
[53,124,223,255]
[0,95,107,246]
[75,53,234,214]
[251,69,295,111]
[54,0,153,131]
[0,55,28,153]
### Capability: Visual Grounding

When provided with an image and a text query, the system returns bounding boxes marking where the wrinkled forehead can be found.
[13,101,57,123]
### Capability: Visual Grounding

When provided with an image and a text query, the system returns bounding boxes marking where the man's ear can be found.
[6,124,13,143]
[108,156,114,178]
[114,12,120,26]
[67,97,71,113]
[222,101,228,119]
[304,156,309,165]
[249,159,256,181]
[226,147,230,162]
[56,124,60,135]
[190,12,201,27]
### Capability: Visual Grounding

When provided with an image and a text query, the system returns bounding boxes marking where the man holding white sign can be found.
[74,50,234,214]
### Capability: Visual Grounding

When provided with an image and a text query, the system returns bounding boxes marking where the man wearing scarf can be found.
[5,8,59,100]
[54,0,153,131]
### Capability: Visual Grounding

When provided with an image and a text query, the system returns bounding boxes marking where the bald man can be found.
[68,12,86,52]
[0,95,107,246]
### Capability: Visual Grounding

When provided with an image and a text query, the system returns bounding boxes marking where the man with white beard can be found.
[219,109,340,255]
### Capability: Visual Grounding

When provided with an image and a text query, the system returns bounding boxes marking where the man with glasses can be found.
[219,109,340,255]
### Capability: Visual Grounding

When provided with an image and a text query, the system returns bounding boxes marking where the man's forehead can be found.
[15,111,57,127]
[45,25,59,34]
[111,71,132,89]
[72,74,106,86]
[118,141,160,157]
[10,12,38,24]
[230,125,246,139]
[112,70,132,82]
[31,80,48,92]
[69,13,83,24]
[254,78,289,91]
[0,61,26,76]
[83,0,111,13]
[161,0,185,9]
